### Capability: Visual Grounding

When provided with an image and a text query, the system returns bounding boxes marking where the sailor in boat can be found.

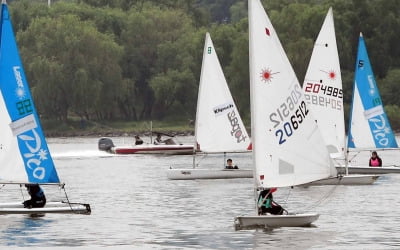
[154,133,176,145]
[23,184,46,208]
[257,188,287,215]
[154,133,165,145]
[134,135,144,145]
[225,159,239,169]
[369,151,382,167]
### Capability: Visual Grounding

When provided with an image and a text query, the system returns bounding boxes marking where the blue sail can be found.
[0,3,60,183]
[347,34,398,149]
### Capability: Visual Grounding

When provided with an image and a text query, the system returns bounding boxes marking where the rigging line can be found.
[196,152,208,166]
[19,184,26,200]
[61,185,80,214]
[300,184,339,212]
[279,186,293,207]
[348,151,362,163]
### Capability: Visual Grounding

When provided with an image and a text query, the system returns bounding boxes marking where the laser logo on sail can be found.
[260,68,279,83]
[13,66,25,100]
[367,75,376,96]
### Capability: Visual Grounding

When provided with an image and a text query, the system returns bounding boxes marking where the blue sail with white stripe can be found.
[347,33,398,149]
[0,2,60,183]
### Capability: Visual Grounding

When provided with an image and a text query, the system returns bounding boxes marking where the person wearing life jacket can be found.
[369,151,382,167]
[23,184,46,208]
[257,188,285,215]
[154,133,165,145]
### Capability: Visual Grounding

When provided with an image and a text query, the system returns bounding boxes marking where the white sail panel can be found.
[348,83,376,147]
[303,7,345,157]
[0,90,27,182]
[195,32,250,153]
[249,0,333,188]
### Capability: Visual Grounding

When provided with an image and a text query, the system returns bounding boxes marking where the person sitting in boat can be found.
[154,133,165,145]
[369,151,382,167]
[225,159,239,169]
[23,184,46,208]
[134,135,144,145]
[257,188,285,215]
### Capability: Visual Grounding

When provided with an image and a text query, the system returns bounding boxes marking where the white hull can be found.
[111,144,194,155]
[336,166,400,175]
[166,168,252,180]
[300,174,379,186]
[0,201,91,215]
[98,137,194,155]
[234,213,319,229]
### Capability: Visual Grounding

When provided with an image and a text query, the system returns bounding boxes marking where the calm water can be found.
[1,136,400,249]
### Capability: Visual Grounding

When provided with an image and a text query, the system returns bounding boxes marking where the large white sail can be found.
[249,0,334,188]
[195,32,250,153]
[303,7,345,158]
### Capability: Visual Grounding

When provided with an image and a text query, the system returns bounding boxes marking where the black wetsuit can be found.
[23,184,46,208]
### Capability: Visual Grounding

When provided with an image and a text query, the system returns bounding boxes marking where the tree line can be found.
[8,0,400,130]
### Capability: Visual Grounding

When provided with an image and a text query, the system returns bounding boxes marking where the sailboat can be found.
[167,32,252,180]
[341,33,400,174]
[234,0,334,229]
[98,135,194,155]
[98,124,194,155]
[0,0,90,215]
[301,8,378,185]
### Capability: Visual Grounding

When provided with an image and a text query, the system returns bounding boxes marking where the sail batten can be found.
[0,3,59,183]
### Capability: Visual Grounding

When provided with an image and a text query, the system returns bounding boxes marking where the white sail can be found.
[195,32,250,153]
[0,89,27,182]
[249,0,334,188]
[302,7,345,158]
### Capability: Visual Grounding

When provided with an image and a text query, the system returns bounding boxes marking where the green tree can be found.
[19,14,123,120]
[121,4,199,120]
[380,68,400,107]
[384,104,400,132]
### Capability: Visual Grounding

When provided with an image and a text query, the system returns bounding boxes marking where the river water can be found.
[1,136,400,249]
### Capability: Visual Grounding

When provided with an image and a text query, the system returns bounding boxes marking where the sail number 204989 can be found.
[269,85,309,144]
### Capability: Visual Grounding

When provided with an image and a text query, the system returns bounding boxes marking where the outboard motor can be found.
[98,137,115,152]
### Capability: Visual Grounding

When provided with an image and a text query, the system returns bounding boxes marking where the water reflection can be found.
[2,216,52,247]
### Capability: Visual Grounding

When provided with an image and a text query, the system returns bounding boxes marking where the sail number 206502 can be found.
[269,85,309,144]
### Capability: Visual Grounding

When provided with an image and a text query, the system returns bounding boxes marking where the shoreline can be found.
[44,129,195,138]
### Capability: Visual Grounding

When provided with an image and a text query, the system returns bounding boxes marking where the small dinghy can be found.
[167,32,252,180]
[234,0,335,230]
[344,33,400,175]
[0,0,90,215]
